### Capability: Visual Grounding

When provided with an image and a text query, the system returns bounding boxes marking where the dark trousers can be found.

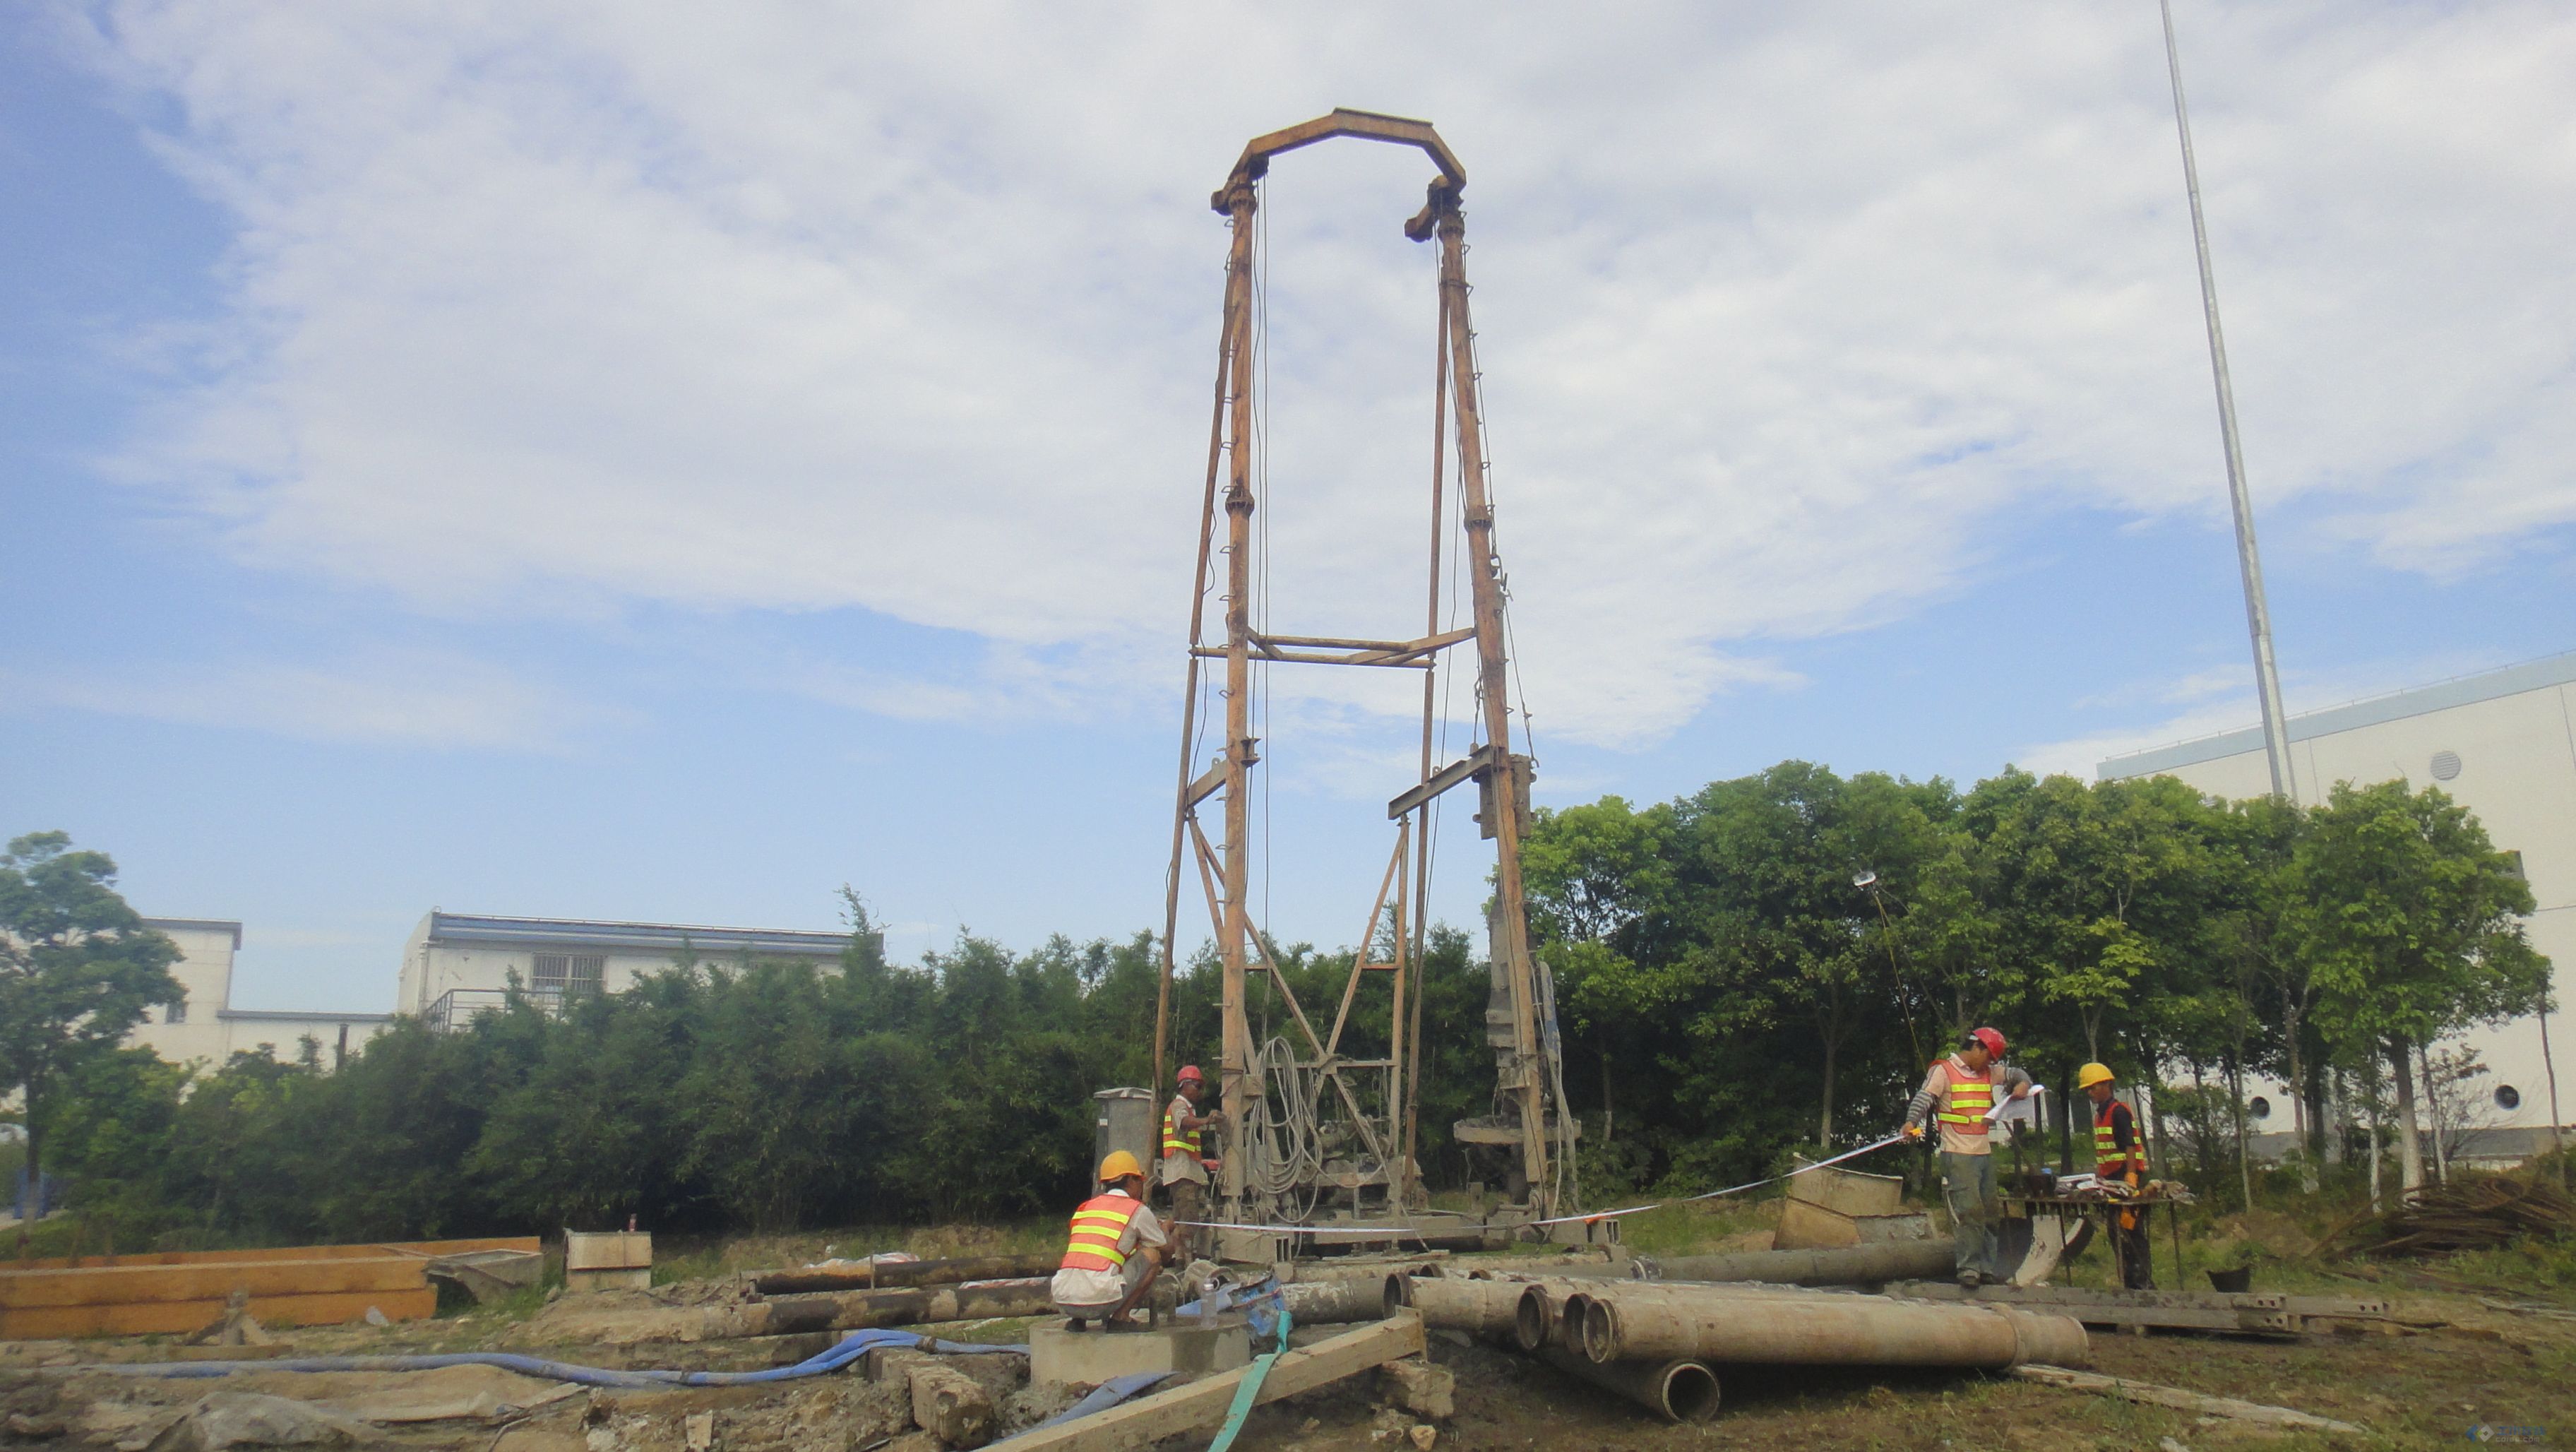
[2112,1208,2153,1289]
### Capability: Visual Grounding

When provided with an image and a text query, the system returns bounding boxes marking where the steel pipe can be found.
[1402,1278,1527,1342]
[753,1254,1056,1295]
[1537,1347,1720,1424]
[1565,1283,2087,1369]
[1281,1274,1409,1323]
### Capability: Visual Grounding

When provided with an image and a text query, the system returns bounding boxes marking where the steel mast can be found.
[2159,0,2297,802]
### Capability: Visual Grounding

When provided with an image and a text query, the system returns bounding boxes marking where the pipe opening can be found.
[1657,1362,1722,1422]
[1512,1287,1551,1353]
[1578,1296,1616,1364]
[1382,1275,1412,1318]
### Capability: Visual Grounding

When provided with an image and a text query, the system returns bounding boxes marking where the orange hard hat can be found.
[1969,1027,2008,1059]
[1177,1064,1205,1083]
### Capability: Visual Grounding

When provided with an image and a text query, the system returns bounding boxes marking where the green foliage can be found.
[1521,764,2554,1205]
[19,767,2548,1242]
[0,832,183,1188]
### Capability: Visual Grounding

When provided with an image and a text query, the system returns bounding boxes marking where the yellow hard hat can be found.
[2077,1061,2114,1089]
[1098,1150,1145,1183]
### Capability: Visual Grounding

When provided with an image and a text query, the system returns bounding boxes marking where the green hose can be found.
[1203,1303,1292,1452]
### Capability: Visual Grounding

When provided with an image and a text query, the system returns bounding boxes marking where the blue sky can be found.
[5,2,2572,1013]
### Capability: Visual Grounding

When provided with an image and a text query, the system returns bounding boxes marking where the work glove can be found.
[1900,1123,1924,1142]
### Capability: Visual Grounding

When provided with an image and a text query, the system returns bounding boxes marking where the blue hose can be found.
[54,1328,1027,1388]
[991,1370,1173,1442]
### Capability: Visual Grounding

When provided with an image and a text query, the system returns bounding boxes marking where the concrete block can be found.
[905,1361,994,1448]
[1376,1357,1454,1420]
[1028,1316,1251,1387]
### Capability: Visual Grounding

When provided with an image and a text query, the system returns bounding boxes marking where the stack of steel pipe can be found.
[1406,1275,2087,1425]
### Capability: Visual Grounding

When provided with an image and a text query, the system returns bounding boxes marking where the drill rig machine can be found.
[1137,111,1591,1263]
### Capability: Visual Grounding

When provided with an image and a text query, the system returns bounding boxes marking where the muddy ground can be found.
[4,1275,2571,1451]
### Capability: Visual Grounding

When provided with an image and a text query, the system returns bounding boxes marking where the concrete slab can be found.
[1029,1316,1252,1387]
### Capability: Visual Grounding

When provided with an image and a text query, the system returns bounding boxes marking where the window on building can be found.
[532,953,606,995]
[2247,1095,2271,1121]
[164,998,187,1024]
[2496,1085,2522,1112]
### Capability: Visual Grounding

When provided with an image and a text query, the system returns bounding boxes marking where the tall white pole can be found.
[2159,0,2298,802]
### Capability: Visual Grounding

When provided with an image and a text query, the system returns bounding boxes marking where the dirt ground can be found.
[4,1273,2571,1451]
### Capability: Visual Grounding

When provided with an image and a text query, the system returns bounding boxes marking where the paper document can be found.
[1985,1083,2044,1126]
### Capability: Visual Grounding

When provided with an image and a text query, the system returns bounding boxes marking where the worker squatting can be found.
[1046,1063,1226,1328]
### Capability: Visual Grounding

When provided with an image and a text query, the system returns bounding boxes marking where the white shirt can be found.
[1047,1189,1167,1308]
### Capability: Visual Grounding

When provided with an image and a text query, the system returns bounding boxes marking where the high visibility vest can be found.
[1164,1100,1203,1160]
[1060,1193,1142,1273]
[2094,1099,2143,1176]
[1935,1057,1993,1135]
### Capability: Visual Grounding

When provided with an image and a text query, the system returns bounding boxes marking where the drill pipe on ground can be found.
[1537,1347,1722,1424]
[753,1254,1058,1295]
[1609,1242,1957,1287]
[749,1280,1058,1336]
[1398,1277,1531,1344]
[1280,1275,1410,1323]
[1562,1283,2088,1369]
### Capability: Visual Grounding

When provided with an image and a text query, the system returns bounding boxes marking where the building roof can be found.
[2100,648,2576,780]
[142,917,244,948]
[422,911,854,958]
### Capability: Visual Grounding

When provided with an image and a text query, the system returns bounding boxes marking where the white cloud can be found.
[57,0,2576,749]
[3,649,596,749]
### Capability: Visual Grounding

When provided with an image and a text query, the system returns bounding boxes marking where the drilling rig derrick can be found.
[1148,110,1585,1261]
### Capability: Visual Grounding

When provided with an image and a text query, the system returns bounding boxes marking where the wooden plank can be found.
[1006,1313,1426,1452]
[1,1287,438,1339]
[2010,1364,2366,1433]
[8,1236,539,1273]
[0,1257,429,1309]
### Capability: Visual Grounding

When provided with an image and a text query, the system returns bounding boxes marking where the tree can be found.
[0,833,182,1198]
[2297,780,2546,1190]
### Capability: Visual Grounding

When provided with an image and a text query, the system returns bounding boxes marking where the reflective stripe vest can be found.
[1935,1057,1993,1135]
[2094,1098,2144,1176]
[1060,1193,1142,1273]
[1164,1099,1203,1160]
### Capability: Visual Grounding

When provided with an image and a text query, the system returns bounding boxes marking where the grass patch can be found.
[648,1219,1061,1283]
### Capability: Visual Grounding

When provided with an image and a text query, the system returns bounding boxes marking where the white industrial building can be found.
[126,918,392,1069]
[2100,650,2575,1155]
[398,911,864,1030]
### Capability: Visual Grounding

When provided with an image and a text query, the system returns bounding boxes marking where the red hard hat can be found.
[1177,1064,1205,1083]
[1970,1027,2008,1059]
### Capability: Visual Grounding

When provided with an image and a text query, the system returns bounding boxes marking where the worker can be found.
[1901,1026,2034,1288]
[1051,1150,1169,1331]
[1159,1064,1228,1257]
[2082,1061,2153,1290]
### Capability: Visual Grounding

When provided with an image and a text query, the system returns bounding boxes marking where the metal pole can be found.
[1217,181,1262,1214]
[1436,201,1553,1213]
[2159,0,2297,802]
[1157,202,1257,1102]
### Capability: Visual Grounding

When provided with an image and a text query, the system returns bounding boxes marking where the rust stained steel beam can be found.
[1216,108,1466,205]
[1182,757,1226,811]
[1191,645,1435,669]
[1385,745,1498,821]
